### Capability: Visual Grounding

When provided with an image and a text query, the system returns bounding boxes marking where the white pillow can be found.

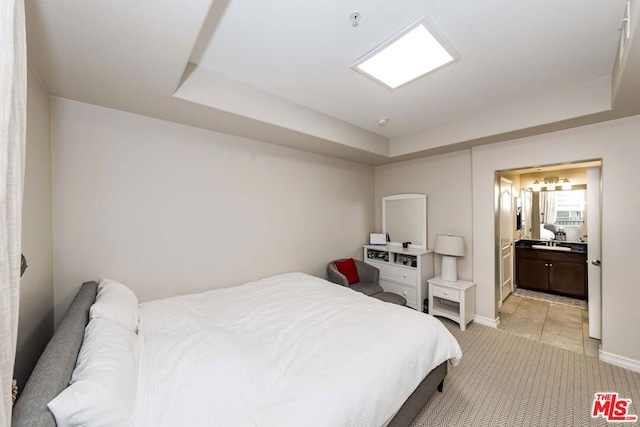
[90,279,139,333]
[48,318,138,427]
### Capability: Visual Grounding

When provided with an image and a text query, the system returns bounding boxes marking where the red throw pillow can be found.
[334,258,360,285]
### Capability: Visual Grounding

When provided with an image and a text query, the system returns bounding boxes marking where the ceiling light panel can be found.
[352,16,459,90]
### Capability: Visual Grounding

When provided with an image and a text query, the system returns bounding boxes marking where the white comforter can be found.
[134,273,462,427]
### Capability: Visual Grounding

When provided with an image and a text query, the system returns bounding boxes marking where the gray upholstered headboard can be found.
[12,281,98,427]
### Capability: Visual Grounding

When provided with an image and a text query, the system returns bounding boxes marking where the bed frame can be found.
[12,281,446,427]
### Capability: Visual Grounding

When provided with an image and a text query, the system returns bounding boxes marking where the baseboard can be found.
[599,350,640,373]
[474,314,499,328]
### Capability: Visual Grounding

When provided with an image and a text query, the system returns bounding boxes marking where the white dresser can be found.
[363,245,434,311]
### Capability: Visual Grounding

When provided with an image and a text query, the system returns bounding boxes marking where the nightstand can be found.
[428,277,476,330]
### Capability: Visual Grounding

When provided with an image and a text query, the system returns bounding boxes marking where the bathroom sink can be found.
[531,244,571,252]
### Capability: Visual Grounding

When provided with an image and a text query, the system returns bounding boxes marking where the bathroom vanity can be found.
[515,240,587,299]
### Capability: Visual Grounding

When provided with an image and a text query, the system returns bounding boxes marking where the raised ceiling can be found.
[26,0,639,165]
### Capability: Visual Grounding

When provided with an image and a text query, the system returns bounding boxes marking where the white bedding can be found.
[134,272,462,427]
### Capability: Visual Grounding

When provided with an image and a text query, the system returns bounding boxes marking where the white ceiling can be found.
[26,0,639,165]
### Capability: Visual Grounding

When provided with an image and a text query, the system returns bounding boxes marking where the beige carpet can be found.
[411,320,640,427]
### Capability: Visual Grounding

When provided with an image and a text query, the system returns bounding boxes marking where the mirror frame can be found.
[382,193,427,250]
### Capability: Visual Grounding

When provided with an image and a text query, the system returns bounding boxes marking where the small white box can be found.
[370,233,387,245]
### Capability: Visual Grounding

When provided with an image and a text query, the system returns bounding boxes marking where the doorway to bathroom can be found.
[495,160,602,355]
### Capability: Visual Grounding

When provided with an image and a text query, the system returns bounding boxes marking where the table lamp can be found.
[434,234,465,282]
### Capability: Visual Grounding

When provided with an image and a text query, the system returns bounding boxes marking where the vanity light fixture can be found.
[352,16,459,90]
[531,176,571,191]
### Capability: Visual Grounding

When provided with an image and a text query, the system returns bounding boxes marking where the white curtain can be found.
[539,191,556,225]
[0,0,27,424]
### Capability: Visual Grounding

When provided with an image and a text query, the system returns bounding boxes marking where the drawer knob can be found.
[403,291,407,296]
[403,273,407,278]
[443,291,448,295]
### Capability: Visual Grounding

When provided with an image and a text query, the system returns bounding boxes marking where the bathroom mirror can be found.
[527,188,587,242]
[382,194,427,249]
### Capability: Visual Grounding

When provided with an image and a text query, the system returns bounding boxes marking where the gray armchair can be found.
[327,259,383,296]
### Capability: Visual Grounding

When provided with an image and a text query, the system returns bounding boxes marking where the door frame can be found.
[587,167,602,339]
[494,161,602,335]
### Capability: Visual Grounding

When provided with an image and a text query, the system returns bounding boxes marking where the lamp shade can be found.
[434,234,465,257]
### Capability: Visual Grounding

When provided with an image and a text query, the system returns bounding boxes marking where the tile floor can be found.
[498,294,600,356]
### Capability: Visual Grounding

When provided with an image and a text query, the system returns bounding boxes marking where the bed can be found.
[12,273,462,427]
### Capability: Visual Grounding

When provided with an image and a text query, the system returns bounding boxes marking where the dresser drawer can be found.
[431,285,460,302]
[380,279,417,306]
[377,263,417,286]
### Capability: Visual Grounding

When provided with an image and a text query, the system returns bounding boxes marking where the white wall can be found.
[51,98,375,324]
[46,94,640,366]
[472,114,640,363]
[374,150,473,281]
[16,68,54,389]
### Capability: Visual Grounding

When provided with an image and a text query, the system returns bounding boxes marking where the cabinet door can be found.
[549,261,586,299]
[517,258,549,291]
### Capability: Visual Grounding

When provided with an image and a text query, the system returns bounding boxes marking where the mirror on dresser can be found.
[365,193,431,312]
[382,194,427,249]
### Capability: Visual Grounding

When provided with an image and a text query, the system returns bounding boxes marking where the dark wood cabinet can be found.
[515,248,587,299]
[517,257,549,291]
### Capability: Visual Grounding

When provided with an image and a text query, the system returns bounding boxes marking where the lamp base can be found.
[441,256,458,282]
